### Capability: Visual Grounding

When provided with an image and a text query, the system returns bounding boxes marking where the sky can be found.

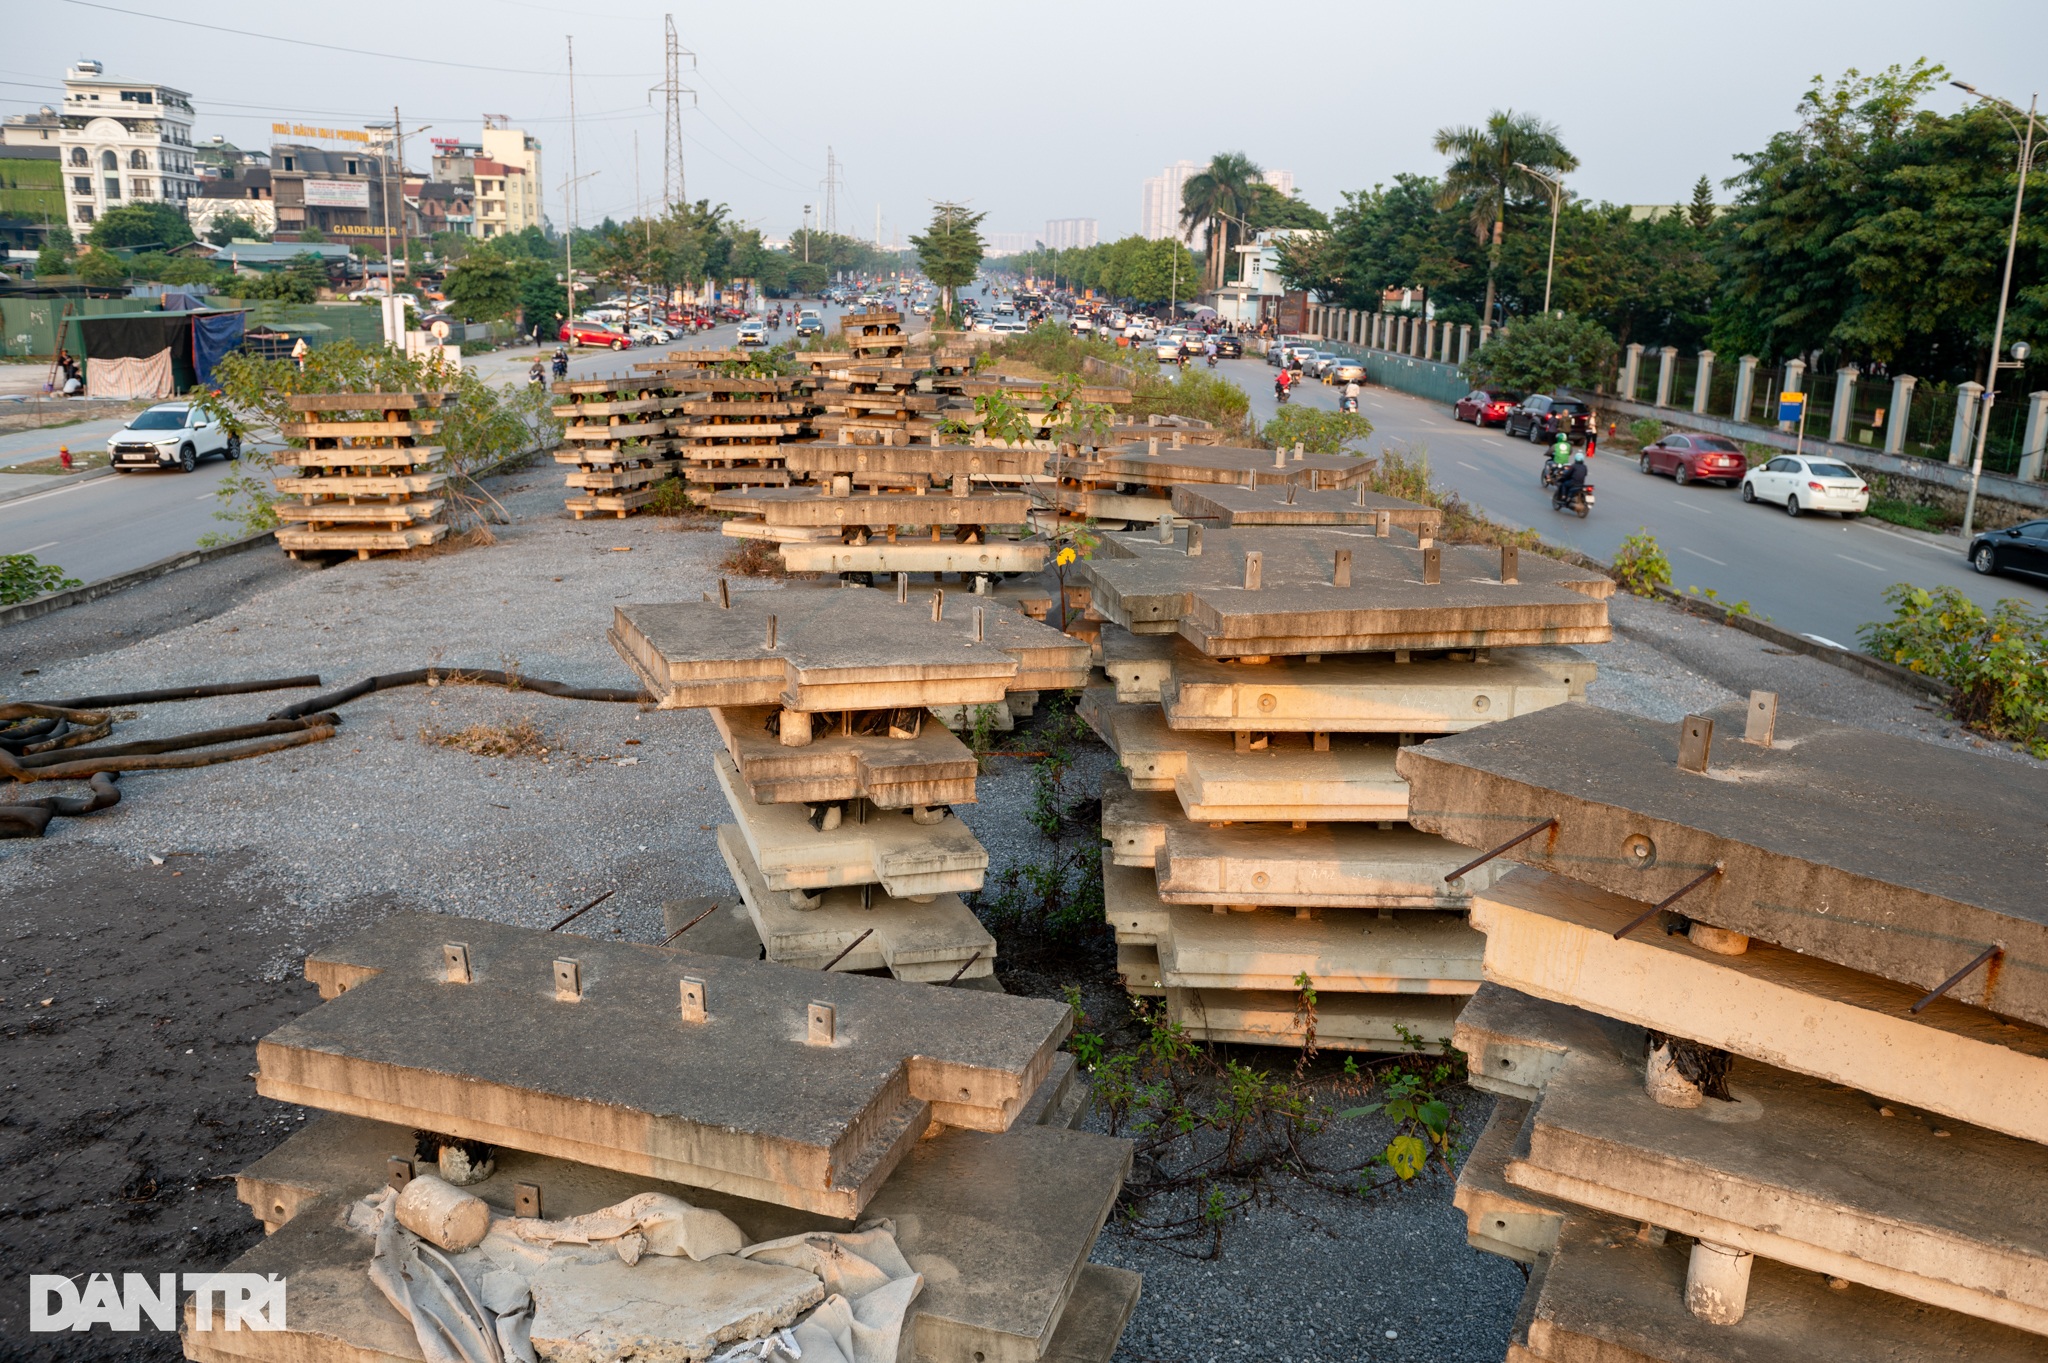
[8,0,2046,248]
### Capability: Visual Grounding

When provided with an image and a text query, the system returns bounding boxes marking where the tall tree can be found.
[1687,175,1716,231]
[1431,111,1578,328]
[1180,152,1263,291]
[911,202,987,322]
[87,202,196,251]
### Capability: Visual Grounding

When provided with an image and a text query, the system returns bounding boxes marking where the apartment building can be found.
[56,59,197,230]
[476,123,541,237]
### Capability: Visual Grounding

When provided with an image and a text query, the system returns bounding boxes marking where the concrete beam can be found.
[1168,483,1441,532]
[712,705,979,808]
[1163,987,1463,1053]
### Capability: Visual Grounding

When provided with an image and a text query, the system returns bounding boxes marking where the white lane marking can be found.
[0,476,121,510]
[1673,501,1714,514]
[1835,553,1885,571]
[1855,521,1965,556]
[1456,461,1481,472]
[1678,547,1727,566]
[1804,633,1844,649]
[26,540,58,553]
[196,491,217,500]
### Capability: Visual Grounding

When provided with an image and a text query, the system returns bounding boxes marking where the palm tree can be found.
[1432,112,1578,327]
[1179,152,1263,294]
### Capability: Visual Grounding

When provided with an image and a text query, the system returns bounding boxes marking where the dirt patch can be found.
[0,846,379,1360]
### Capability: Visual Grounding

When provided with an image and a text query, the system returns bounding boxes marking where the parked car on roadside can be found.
[1453,388,1521,426]
[1740,454,1869,518]
[560,320,630,350]
[1266,335,1309,367]
[1968,518,2048,579]
[1638,432,1750,487]
[627,322,674,346]
[107,401,239,472]
[1326,357,1367,385]
[1505,394,1595,444]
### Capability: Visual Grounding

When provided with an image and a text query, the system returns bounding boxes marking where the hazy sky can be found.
[9,0,2045,247]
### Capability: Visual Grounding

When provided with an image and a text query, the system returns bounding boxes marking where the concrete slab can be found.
[712,705,980,808]
[1100,626,1179,703]
[1161,644,1579,733]
[1116,942,1164,995]
[529,1251,824,1361]
[1157,818,1498,907]
[1470,867,2048,1146]
[1454,1096,1568,1263]
[780,540,1049,575]
[1400,701,2048,1026]
[1163,987,1463,1053]
[1103,860,1172,946]
[709,486,1032,527]
[1503,998,2048,1335]
[718,825,995,982]
[1157,903,1483,994]
[213,1113,1132,1363]
[1082,443,1372,491]
[265,915,1066,1217]
[716,753,987,897]
[1454,982,1643,1104]
[613,588,1089,712]
[1518,1210,2048,1363]
[1081,692,1409,822]
[1170,482,1442,532]
[1101,771,1179,868]
[1040,1265,1142,1363]
[779,442,1048,485]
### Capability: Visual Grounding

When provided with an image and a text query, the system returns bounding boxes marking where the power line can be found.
[55,1,656,78]
[823,147,840,235]
[652,14,696,211]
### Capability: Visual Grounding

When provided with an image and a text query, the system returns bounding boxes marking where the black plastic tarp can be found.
[192,311,245,387]
[77,312,195,392]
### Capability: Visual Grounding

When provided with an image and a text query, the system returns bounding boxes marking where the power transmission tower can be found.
[821,147,839,235]
[649,15,696,213]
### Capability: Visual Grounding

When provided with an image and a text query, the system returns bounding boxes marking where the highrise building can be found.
[1042,218,1099,251]
[1140,160,1200,240]
[56,59,197,231]
[478,122,542,237]
[1261,169,1295,199]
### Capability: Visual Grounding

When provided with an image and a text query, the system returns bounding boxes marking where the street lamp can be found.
[559,168,602,336]
[1951,82,2038,538]
[1514,162,1566,315]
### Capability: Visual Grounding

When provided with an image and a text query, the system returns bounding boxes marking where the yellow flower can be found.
[1056,547,1077,567]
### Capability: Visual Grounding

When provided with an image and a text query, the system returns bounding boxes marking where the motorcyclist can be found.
[1550,431,1573,468]
[1554,449,1588,509]
[1274,369,1293,403]
[1342,378,1361,414]
[528,359,545,385]
[551,348,569,379]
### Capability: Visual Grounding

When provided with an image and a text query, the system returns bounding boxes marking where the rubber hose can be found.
[49,676,324,709]
[15,715,340,769]
[0,772,120,839]
[269,669,644,721]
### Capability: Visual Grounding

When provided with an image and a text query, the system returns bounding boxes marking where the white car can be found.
[1740,454,1870,518]
[627,322,673,345]
[107,402,238,472]
[736,322,769,347]
[990,318,1029,335]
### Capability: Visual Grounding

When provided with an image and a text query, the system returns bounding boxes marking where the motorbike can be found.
[1552,480,1595,518]
[1205,352,1217,368]
[1274,380,1292,405]
[551,351,569,380]
[1340,395,1359,414]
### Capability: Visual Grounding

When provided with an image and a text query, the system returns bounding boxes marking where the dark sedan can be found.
[1638,432,1750,487]
[1969,518,2048,580]
[1506,394,1595,444]
[1454,388,1521,427]
[1213,335,1243,359]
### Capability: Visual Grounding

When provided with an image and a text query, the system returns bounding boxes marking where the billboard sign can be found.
[304,179,370,210]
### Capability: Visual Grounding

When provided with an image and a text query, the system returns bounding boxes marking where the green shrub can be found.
[1859,584,2048,755]
[1629,418,1664,446]
[0,553,81,605]
[1261,406,1373,455]
[1611,530,1672,595]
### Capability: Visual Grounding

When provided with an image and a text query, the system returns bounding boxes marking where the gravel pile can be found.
[6,470,2026,1363]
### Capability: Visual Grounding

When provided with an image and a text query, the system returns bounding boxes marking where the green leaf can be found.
[1385,1135,1428,1181]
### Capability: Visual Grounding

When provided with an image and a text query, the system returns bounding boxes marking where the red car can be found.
[1454,388,1521,427]
[1639,432,1750,487]
[560,321,630,350]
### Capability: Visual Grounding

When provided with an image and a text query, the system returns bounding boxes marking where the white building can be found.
[476,121,542,238]
[1042,217,1098,251]
[57,59,197,231]
[1261,168,1295,199]
[1210,228,1321,327]
[1140,160,1200,241]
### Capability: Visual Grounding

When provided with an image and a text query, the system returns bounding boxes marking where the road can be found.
[1212,354,2048,645]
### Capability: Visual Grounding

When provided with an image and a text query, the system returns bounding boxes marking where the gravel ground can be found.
[5,467,2027,1363]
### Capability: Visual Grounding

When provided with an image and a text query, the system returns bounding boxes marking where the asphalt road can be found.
[1212,353,2048,645]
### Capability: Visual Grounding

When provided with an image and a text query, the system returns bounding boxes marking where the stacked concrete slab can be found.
[634,349,815,493]
[1055,440,1377,528]
[1078,517,1609,1050]
[550,376,683,519]
[711,480,1049,580]
[1396,699,2048,1360]
[274,393,451,557]
[611,585,1091,982]
[185,912,1139,1362]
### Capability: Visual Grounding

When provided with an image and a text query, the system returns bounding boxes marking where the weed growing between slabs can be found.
[970,690,1106,942]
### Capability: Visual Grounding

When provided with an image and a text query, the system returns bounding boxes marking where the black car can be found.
[1969,518,2048,580]
[1213,335,1243,359]
[1506,394,1596,444]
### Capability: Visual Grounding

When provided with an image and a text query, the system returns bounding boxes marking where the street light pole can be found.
[1953,82,2038,539]
[1515,162,1565,314]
